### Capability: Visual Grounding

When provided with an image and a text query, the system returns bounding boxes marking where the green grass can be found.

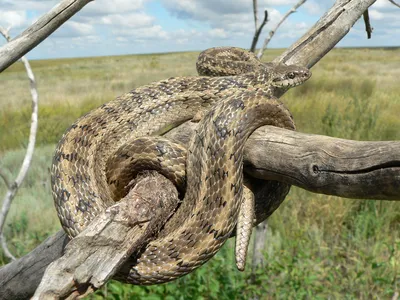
[0,48,399,298]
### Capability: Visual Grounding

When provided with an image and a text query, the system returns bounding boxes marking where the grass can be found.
[0,48,399,299]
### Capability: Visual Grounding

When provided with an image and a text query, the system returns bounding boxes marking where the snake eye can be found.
[287,72,295,79]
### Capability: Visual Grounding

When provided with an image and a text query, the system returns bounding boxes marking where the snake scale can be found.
[51,47,311,284]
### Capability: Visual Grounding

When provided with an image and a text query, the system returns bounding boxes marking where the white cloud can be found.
[99,13,154,28]
[83,0,147,16]
[0,10,27,28]
[208,28,228,39]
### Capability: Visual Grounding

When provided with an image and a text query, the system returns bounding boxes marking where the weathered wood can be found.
[0,0,93,72]
[32,172,180,299]
[166,123,400,200]
[0,231,69,300]
[274,0,376,68]
[1,124,398,298]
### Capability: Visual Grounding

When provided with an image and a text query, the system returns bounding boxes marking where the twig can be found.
[257,0,307,59]
[253,0,258,32]
[0,26,39,261]
[0,0,94,72]
[363,9,373,38]
[250,10,269,53]
[388,0,400,8]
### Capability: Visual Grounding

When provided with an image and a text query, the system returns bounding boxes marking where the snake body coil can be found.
[51,47,311,284]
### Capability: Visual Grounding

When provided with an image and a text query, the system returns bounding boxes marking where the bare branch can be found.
[0,26,39,261]
[253,0,259,32]
[250,10,269,53]
[273,0,377,68]
[363,9,373,38]
[257,0,307,59]
[33,172,179,299]
[2,123,399,297]
[0,0,94,72]
[388,0,400,8]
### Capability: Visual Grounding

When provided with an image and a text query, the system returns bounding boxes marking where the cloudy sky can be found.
[0,0,398,60]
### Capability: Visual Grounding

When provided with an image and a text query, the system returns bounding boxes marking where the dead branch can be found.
[0,0,94,72]
[253,0,258,31]
[273,0,377,68]
[0,26,39,261]
[166,122,400,200]
[363,9,373,38]
[250,10,268,52]
[1,123,398,298]
[33,172,180,299]
[257,0,306,59]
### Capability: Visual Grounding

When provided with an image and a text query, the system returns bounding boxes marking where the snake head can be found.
[270,64,311,88]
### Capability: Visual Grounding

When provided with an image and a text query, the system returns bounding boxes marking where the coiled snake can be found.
[51,47,311,284]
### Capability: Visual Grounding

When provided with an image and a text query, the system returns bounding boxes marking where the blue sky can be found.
[0,0,398,60]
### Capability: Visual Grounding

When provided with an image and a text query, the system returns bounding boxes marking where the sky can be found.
[0,0,399,60]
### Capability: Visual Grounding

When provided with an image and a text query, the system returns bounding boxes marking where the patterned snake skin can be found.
[51,47,311,284]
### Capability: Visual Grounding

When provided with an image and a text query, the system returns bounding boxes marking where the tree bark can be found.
[2,124,398,298]
[32,172,179,299]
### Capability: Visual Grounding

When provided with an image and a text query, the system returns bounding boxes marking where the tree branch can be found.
[273,0,377,68]
[257,0,307,59]
[0,0,94,72]
[166,122,400,200]
[0,25,39,261]
[253,0,259,32]
[363,9,373,39]
[33,172,180,299]
[250,10,268,53]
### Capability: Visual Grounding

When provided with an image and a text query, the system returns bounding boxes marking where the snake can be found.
[51,47,311,285]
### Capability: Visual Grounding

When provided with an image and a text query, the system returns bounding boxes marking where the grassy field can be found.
[0,48,399,299]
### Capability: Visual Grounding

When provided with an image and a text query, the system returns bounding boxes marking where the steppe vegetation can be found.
[0,48,399,299]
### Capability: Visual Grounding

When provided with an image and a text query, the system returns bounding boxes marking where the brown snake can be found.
[51,47,311,284]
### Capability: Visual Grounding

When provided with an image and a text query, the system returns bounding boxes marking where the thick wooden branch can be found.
[0,231,69,300]
[32,172,180,299]
[166,122,400,200]
[244,126,400,200]
[0,0,93,72]
[1,124,398,298]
